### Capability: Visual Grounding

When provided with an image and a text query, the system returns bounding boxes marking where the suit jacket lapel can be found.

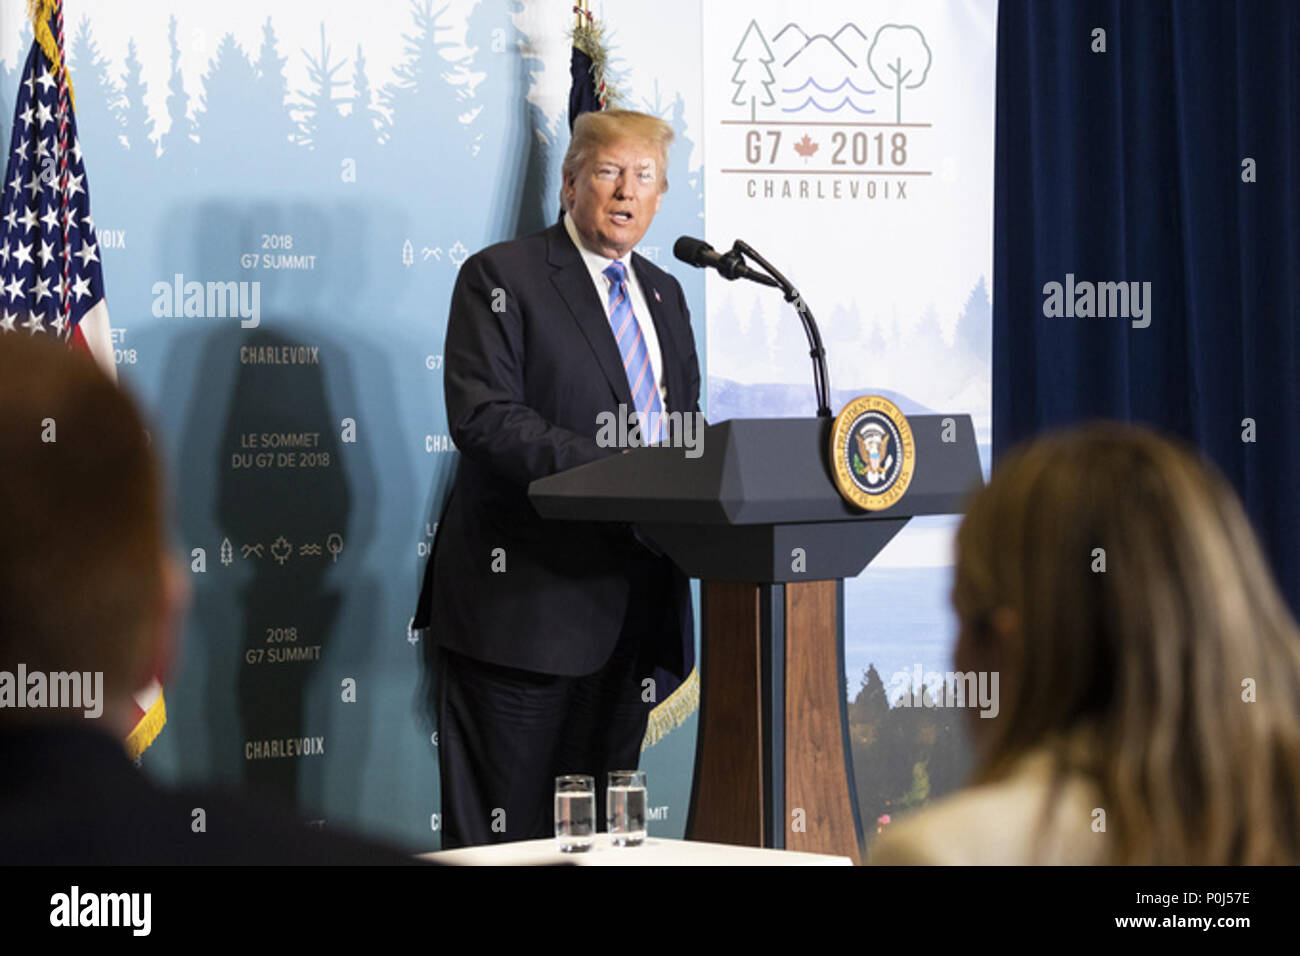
[547,223,635,410]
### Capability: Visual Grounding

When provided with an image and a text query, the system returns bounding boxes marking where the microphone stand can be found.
[727,241,833,418]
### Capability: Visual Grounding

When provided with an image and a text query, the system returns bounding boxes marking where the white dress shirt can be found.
[562,211,668,410]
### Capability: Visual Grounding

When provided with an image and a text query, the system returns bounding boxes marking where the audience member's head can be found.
[0,334,184,737]
[952,422,1300,864]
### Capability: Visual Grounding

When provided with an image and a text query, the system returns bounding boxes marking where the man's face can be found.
[563,138,664,259]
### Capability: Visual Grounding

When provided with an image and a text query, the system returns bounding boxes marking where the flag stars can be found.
[0,64,104,339]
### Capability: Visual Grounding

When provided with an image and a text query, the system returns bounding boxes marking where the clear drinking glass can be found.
[554,774,595,852]
[606,770,647,846]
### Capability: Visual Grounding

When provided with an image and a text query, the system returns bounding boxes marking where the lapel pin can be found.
[653,288,661,303]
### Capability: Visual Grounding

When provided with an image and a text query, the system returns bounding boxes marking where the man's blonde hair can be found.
[560,109,674,211]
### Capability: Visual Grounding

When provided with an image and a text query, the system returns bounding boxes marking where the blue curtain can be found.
[993,0,1300,611]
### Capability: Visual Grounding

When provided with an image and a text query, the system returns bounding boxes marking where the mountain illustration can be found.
[830,24,871,63]
[778,22,870,69]
[785,34,856,72]
[770,23,811,66]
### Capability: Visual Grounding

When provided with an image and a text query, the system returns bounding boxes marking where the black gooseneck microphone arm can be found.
[730,240,833,419]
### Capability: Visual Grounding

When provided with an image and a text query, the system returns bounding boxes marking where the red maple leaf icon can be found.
[793,134,819,161]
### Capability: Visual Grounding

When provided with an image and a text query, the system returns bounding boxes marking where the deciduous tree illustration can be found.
[731,19,775,122]
[867,24,931,123]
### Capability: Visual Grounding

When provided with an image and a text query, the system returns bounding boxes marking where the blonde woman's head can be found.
[953,422,1300,864]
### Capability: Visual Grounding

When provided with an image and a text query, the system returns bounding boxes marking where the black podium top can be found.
[528,415,982,581]
[529,415,982,525]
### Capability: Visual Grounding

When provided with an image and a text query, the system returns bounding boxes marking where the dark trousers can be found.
[434,570,662,849]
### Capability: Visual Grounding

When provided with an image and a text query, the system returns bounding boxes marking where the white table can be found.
[421,834,852,866]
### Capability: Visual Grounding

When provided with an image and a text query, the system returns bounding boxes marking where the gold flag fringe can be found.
[26,0,76,110]
[569,13,620,110]
[641,666,699,751]
[124,693,167,760]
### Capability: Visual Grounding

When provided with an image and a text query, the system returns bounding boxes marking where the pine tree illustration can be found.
[162,16,198,165]
[379,0,459,150]
[69,17,124,149]
[295,23,349,154]
[349,44,381,146]
[195,33,256,167]
[251,17,294,149]
[119,38,154,154]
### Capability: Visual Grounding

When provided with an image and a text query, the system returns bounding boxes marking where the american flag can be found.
[1,3,166,758]
[1,11,110,363]
[568,0,608,132]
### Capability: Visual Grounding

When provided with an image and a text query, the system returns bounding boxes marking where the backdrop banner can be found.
[701,0,997,851]
[0,0,706,852]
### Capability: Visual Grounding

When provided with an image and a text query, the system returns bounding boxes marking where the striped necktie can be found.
[603,261,663,444]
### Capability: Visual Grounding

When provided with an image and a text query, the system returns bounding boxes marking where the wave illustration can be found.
[782,76,876,96]
[782,95,877,115]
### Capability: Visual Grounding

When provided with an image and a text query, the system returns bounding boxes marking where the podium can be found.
[529,415,983,863]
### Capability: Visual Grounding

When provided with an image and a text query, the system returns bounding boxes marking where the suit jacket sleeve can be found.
[443,250,611,486]
[675,276,704,420]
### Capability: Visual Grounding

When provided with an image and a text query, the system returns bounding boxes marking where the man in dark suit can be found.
[0,334,419,865]
[414,109,701,848]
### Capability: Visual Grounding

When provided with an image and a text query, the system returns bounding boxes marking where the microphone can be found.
[673,236,778,286]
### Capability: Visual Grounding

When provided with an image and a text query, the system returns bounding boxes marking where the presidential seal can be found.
[830,396,915,511]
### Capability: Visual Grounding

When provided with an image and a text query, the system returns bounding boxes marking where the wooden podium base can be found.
[686,579,863,864]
